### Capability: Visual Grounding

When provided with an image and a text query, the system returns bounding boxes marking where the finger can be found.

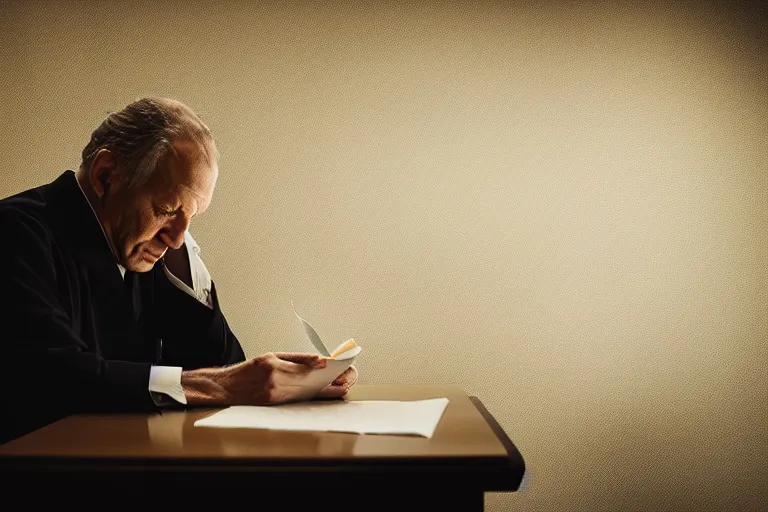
[274,352,327,369]
[315,384,348,400]
[275,359,317,375]
[333,366,358,386]
[332,370,350,386]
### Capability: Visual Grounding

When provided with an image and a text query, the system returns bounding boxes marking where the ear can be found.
[89,149,121,200]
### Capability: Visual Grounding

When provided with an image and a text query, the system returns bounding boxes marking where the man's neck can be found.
[75,170,125,276]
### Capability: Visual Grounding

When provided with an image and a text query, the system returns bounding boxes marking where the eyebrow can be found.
[154,203,182,215]
[173,204,202,218]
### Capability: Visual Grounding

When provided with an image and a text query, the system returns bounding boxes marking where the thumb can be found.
[274,352,327,369]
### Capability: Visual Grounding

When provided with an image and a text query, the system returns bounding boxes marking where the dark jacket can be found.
[0,171,245,444]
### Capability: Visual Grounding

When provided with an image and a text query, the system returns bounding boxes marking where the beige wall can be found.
[1,1,766,510]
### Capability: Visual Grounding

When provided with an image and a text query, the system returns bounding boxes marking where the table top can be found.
[0,385,508,461]
[1,384,526,494]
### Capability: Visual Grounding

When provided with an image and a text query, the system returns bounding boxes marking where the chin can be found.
[126,253,158,273]
[133,260,157,273]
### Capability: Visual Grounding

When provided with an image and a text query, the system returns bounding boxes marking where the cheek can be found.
[124,211,164,246]
[138,217,166,243]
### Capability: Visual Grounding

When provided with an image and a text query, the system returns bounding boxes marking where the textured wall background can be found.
[1,1,766,510]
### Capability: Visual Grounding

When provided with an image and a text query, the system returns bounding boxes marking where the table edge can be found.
[469,396,526,487]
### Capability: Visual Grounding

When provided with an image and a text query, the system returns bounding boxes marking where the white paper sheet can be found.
[193,398,450,438]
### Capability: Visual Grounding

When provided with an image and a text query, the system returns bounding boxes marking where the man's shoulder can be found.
[0,180,54,240]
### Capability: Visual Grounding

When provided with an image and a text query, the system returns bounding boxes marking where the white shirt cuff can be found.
[148,365,187,405]
[163,231,213,309]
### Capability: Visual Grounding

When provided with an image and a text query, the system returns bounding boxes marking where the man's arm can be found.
[140,231,240,406]
[146,232,355,406]
[179,352,355,406]
[149,231,245,371]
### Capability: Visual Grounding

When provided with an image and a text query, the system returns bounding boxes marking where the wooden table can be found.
[0,385,524,510]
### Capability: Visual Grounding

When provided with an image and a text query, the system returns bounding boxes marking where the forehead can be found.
[148,141,218,212]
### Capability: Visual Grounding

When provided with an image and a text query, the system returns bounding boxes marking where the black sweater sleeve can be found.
[150,260,246,370]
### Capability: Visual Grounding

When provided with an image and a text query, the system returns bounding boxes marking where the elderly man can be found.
[0,97,357,444]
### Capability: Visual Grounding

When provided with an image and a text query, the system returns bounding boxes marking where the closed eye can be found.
[154,206,181,217]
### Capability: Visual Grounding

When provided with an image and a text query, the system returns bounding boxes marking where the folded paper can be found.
[287,303,361,401]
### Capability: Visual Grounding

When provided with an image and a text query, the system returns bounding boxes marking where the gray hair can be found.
[80,97,218,190]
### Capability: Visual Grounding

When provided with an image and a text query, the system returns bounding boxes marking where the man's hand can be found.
[181,352,328,406]
[316,365,358,400]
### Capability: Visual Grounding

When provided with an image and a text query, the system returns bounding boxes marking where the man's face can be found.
[102,142,217,272]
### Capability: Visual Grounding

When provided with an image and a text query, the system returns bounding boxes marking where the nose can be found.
[159,213,191,250]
